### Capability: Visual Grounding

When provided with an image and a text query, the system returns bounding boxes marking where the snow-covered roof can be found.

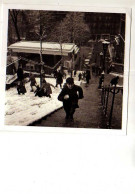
[8,41,79,56]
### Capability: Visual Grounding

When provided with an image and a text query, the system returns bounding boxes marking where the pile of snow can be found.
[5,75,81,126]
[5,77,63,126]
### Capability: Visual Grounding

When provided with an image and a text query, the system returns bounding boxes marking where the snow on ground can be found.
[4,70,122,126]
[5,74,81,126]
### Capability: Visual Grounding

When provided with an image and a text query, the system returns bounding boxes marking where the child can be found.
[29,73,37,92]
[17,81,27,95]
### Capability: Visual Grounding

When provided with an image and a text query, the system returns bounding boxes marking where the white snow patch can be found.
[5,76,81,126]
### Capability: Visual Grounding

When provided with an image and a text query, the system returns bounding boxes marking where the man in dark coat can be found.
[17,64,24,81]
[58,77,84,121]
[55,70,63,88]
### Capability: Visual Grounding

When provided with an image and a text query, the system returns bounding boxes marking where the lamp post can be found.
[102,40,110,72]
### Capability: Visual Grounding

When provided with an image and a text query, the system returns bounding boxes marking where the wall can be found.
[0,1,135,194]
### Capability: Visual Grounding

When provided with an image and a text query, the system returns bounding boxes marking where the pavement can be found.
[32,74,108,129]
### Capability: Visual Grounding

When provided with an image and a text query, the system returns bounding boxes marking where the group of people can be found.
[16,64,120,123]
[78,70,91,84]
[16,64,84,121]
[16,64,55,98]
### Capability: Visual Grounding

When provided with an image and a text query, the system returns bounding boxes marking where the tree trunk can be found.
[9,10,21,41]
[14,21,21,41]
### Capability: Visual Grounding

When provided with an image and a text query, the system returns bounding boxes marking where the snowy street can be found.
[5,75,81,126]
[5,77,64,126]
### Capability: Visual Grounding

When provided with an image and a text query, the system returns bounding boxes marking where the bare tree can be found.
[9,10,21,41]
[49,12,90,46]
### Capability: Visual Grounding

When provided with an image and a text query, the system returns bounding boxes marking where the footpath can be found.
[33,75,107,129]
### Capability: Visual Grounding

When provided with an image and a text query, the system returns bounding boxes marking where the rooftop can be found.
[8,41,79,56]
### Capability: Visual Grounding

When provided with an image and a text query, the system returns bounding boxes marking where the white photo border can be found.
[0,4,132,135]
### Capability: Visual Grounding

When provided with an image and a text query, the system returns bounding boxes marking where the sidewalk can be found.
[33,75,107,129]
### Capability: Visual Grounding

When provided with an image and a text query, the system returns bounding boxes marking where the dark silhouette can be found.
[55,70,63,88]
[78,73,82,81]
[86,70,91,84]
[17,64,24,81]
[110,76,119,86]
[35,85,44,97]
[35,79,55,98]
[58,77,84,121]
[17,81,26,95]
[41,79,55,98]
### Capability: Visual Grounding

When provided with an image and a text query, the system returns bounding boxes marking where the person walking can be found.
[55,70,63,88]
[78,73,82,81]
[17,64,24,82]
[58,77,84,121]
[86,70,91,84]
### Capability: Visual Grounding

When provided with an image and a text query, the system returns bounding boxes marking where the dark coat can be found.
[17,67,24,81]
[110,76,119,86]
[78,73,82,81]
[35,86,44,97]
[86,70,91,80]
[42,82,53,95]
[58,84,84,109]
[56,72,63,84]
[17,82,26,94]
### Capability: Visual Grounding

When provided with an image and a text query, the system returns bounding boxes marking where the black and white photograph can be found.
[4,8,129,130]
[1,2,135,194]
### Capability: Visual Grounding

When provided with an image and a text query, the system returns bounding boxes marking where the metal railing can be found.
[7,56,22,67]
[7,56,62,73]
[101,85,123,128]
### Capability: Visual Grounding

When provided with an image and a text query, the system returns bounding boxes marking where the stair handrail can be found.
[101,85,123,128]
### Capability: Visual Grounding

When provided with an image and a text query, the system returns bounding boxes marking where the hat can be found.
[66,77,74,84]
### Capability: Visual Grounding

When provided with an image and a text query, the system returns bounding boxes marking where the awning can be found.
[8,41,80,56]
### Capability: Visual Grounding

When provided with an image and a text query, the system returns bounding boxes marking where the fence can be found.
[7,56,62,75]
[101,85,123,129]
[6,56,63,86]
